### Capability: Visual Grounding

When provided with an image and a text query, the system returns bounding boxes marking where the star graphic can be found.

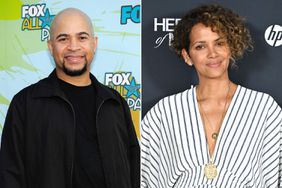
[124,78,140,98]
[40,8,55,28]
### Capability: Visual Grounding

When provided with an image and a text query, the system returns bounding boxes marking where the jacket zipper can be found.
[69,103,76,188]
[65,96,110,188]
[95,99,110,188]
[60,96,76,188]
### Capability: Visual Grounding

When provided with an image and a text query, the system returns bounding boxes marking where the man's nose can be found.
[68,38,80,51]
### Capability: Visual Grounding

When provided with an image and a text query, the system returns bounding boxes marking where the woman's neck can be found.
[197,79,233,100]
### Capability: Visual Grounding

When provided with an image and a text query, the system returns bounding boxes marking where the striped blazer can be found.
[141,85,282,188]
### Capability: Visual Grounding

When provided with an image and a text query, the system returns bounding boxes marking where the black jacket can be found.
[0,70,140,188]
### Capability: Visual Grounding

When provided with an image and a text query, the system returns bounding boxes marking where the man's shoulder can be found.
[100,84,125,103]
[104,85,122,97]
[91,75,124,103]
[13,76,51,100]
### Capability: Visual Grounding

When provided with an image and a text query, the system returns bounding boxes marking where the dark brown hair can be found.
[171,4,253,62]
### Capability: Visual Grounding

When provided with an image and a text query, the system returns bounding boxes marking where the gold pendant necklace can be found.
[204,158,217,179]
[197,81,231,180]
[211,133,218,140]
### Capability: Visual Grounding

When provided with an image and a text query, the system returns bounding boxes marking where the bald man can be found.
[0,8,140,188]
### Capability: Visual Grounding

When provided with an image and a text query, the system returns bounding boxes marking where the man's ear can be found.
[92,36,98,53]
[47,40,54,56]
[181,49,193,66]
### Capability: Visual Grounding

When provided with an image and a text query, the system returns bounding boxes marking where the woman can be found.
[141,4,282,187]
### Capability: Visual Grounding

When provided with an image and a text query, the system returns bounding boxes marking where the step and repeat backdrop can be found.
[0,0,141,139]
[142,0,282,116]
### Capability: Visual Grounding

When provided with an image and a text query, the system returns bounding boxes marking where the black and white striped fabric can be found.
[141,85,282,188]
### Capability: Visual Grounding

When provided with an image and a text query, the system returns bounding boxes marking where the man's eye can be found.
[58,38,67,42]
[80,36,88,40]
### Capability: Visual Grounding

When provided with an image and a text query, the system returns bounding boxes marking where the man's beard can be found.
[62,58,88,76]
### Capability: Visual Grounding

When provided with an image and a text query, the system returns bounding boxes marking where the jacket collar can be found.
[32,69,121,104]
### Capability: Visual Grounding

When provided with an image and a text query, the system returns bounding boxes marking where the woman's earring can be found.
[182,49,193,66]
[185,58,193,66]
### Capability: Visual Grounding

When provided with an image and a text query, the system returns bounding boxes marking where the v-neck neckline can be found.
[193,84,241,164]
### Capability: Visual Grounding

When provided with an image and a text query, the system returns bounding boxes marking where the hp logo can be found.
[264,25,282,47]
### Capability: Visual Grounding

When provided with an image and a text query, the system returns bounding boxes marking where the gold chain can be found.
[197,81,231,180]
[197,81,231,140]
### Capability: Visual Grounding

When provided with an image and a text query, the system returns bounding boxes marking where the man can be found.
[0,8,140,188]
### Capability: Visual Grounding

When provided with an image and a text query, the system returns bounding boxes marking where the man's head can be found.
[48,8,97,79]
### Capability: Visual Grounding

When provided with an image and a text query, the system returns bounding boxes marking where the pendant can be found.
[212,133,218,140]
[204,162,217,179]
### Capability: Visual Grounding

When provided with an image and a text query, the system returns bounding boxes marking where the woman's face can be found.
[182,23,231,80]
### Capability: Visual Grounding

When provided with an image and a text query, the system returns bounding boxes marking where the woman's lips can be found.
[206,61,221,68]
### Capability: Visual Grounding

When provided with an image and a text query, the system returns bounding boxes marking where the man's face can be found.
[48,12,97,77]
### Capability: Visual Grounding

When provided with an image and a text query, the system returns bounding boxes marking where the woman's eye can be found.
[216,41,226,46]
[195,45,204,50]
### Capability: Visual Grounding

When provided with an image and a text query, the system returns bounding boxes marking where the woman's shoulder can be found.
[161,85,194,101]
[154,86,195,107]
[144,86,195,117]
[239,85,274,99]
[238,85,281,110]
